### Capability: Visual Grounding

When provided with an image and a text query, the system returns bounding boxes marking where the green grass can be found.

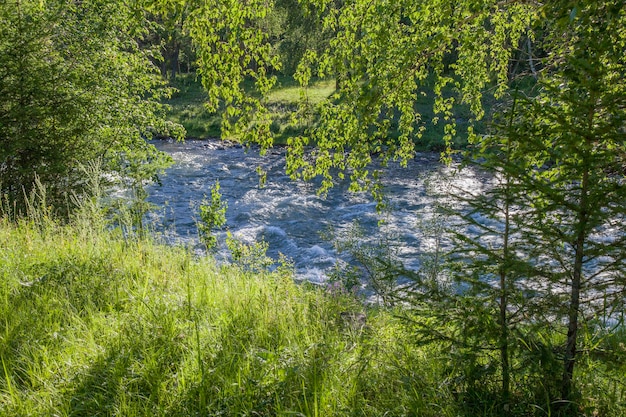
[164,73,485,149]
[1,197,624,416]
[0,215,459,416]
[267,77,336,104]
[164,74,336,142]
[163,74,221,139]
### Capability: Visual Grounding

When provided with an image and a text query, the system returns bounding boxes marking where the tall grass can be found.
[0,184,624,416]
[0,199,457,416]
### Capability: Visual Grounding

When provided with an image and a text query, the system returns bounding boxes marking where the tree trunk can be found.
[499,205,510,404]
[561,159,590,403]
[170,42,180,80]
[527,37,537,79]
[499,95,518,406]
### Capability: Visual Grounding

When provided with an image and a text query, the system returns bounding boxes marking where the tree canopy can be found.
[189,0,536,189]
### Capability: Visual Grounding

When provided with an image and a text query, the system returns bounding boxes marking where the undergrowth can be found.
[0,189,623,416]
[0,211,456,416]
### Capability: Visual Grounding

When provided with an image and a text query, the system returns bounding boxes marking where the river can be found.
[146,139,485,283]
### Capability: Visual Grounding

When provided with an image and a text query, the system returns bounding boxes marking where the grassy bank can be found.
[1,210,624,416]
[164,73,480,150]
[165,74,335,143]
[0,216,453,416]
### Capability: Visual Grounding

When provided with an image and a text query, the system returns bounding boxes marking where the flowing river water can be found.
[146,139,485,283]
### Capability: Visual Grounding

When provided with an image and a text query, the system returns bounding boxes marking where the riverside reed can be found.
[0,201,624,416]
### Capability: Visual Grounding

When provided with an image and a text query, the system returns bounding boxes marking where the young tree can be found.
[506,1,626,403]
[446,97,526,405]
[413,3,626,410]
[0,0,182,215]
[197,181,227,251]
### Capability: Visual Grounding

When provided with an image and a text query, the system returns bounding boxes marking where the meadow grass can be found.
[164,73,482,149]
[164,74,221,139]
[0,213,458,416]
[164,74,336,143]
[0,193,624,416]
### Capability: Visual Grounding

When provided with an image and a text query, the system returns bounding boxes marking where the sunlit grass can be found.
[164,74,221,139]
[1,190,624,416]
[268,78,336,104]
[164,72,485,149]
[164,74,336,142]
[0,214,457,416]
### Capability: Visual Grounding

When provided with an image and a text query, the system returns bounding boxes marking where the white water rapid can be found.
[145,139,486,284]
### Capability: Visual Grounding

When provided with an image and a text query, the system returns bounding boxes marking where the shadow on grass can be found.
[64,311,187,416]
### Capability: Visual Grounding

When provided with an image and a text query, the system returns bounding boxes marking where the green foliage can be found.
[501,2,625,407]
[326,221,409,305]
[283,0,534,194]
[186,0,534,194]
[0,0,183,215]
[196,182,285,273]
[225,231,274,273]
[164,73,337,142]
[187,0,281,151]
[142,0,197,79]
[197,181,227,250]
[0,186,623,415]
[393,2,626,412]
[1,0,623,415]
[385,3,626,411]
[272,0,330,76]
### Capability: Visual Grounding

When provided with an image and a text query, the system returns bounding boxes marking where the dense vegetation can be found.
[0,202,624,416]
[0,0,184,214]
[1,0,625,415]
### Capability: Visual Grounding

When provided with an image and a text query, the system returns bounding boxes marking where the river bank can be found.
[2,202,623,416]
[0,214,426,416]
[163,73,477,150]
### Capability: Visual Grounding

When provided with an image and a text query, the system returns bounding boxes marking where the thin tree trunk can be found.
[170,42,180,80]
[527,37,537,79]
[561,92,596,402]
[499,94,518,406]
[499,195,511,405]
[561,165,589,402]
